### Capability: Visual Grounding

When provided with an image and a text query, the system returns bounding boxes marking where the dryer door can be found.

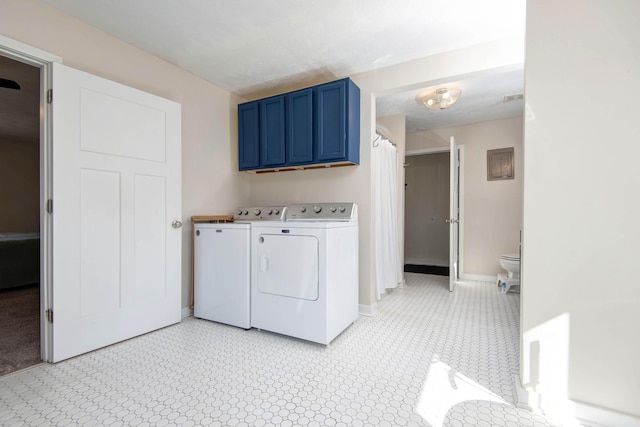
[257,234,319,300]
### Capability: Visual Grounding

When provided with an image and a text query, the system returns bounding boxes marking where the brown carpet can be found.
[0,284,41,376]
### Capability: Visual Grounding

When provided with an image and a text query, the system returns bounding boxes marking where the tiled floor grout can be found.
[0,273,557,426]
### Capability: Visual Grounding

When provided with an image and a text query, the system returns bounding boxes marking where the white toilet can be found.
[499,254,520,278]
[498,253,520,293]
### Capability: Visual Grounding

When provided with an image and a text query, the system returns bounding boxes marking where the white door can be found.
[448,136,459,292]
[51,63,181,362]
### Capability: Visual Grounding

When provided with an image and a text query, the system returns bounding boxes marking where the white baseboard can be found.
[514,376,640,427]
[404,258,448,267]
[359,303,377,317]
[459,273,497,283]
[514,376,541,412]
[181,307,193,319]
[573,401,640,427]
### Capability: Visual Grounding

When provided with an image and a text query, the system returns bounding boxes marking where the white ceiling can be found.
[1,0,526,142]
[378,69,524,132]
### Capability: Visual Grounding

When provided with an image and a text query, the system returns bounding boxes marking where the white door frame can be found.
[0,35,62,362]
[405,145,465,279]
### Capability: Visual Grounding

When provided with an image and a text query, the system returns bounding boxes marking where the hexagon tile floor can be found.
[0,273,559,426]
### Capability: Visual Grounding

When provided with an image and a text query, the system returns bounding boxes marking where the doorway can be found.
[1,36,183,364]
[0,54,42,375]
[404,151,450,275]
[403,144,464,283]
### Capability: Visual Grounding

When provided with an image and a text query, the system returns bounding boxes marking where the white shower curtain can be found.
[374,136,402,300]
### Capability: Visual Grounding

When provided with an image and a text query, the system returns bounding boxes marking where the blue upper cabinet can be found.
[260,95,286,167]
[238,78,360,172]
[238,102,260,170]
[287,88,314,165]
[317,78,360,165]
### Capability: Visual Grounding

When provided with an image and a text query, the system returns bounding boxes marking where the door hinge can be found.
[46,309,53,324]
[47,89,53,104]
[46,199,53,214]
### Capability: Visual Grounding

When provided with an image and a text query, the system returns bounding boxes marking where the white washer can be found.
[194,222,250,328]
[251,203,359,344]
[193,206,285,329]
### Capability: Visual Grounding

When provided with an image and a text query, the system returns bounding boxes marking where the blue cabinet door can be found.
[260,96,286,167]
[316,80,346,162]
[287,88,314,165]
[238,101,260,170]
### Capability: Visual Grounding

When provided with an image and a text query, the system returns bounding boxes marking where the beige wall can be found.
[0,138,39,232]
[404,152,450,266]
[523,0,640,420]
[407,117,523,277]
[0,0,250,309]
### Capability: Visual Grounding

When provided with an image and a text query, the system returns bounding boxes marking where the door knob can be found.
[171,220,183,229]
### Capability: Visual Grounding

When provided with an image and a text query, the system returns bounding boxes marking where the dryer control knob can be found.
[267,210,273,215]
[243,210,249,215]
[237,210,243,216]
[330,206,337,213]
[314,206,322,213]
[300,207,307,213]
[274,209,280,215]
[254,209,261,216]
[339,206,346,213]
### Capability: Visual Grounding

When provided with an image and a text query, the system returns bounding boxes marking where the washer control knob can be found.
[330,206,337,213]
[254,209,261,216]
[313,206,322,213]
[237,210,243,216]
[274,209,280,215]
[300,206,307,213]
[339,206,346,213]
[243,210,249,215]
[268,210,273,215]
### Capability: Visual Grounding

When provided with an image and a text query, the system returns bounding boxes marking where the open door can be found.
[448,136,459,292]
[50,63,182,362]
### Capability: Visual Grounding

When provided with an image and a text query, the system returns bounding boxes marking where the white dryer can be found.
[250,203,359,345]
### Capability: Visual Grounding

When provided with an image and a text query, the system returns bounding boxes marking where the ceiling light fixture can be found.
[422,87,461,110]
